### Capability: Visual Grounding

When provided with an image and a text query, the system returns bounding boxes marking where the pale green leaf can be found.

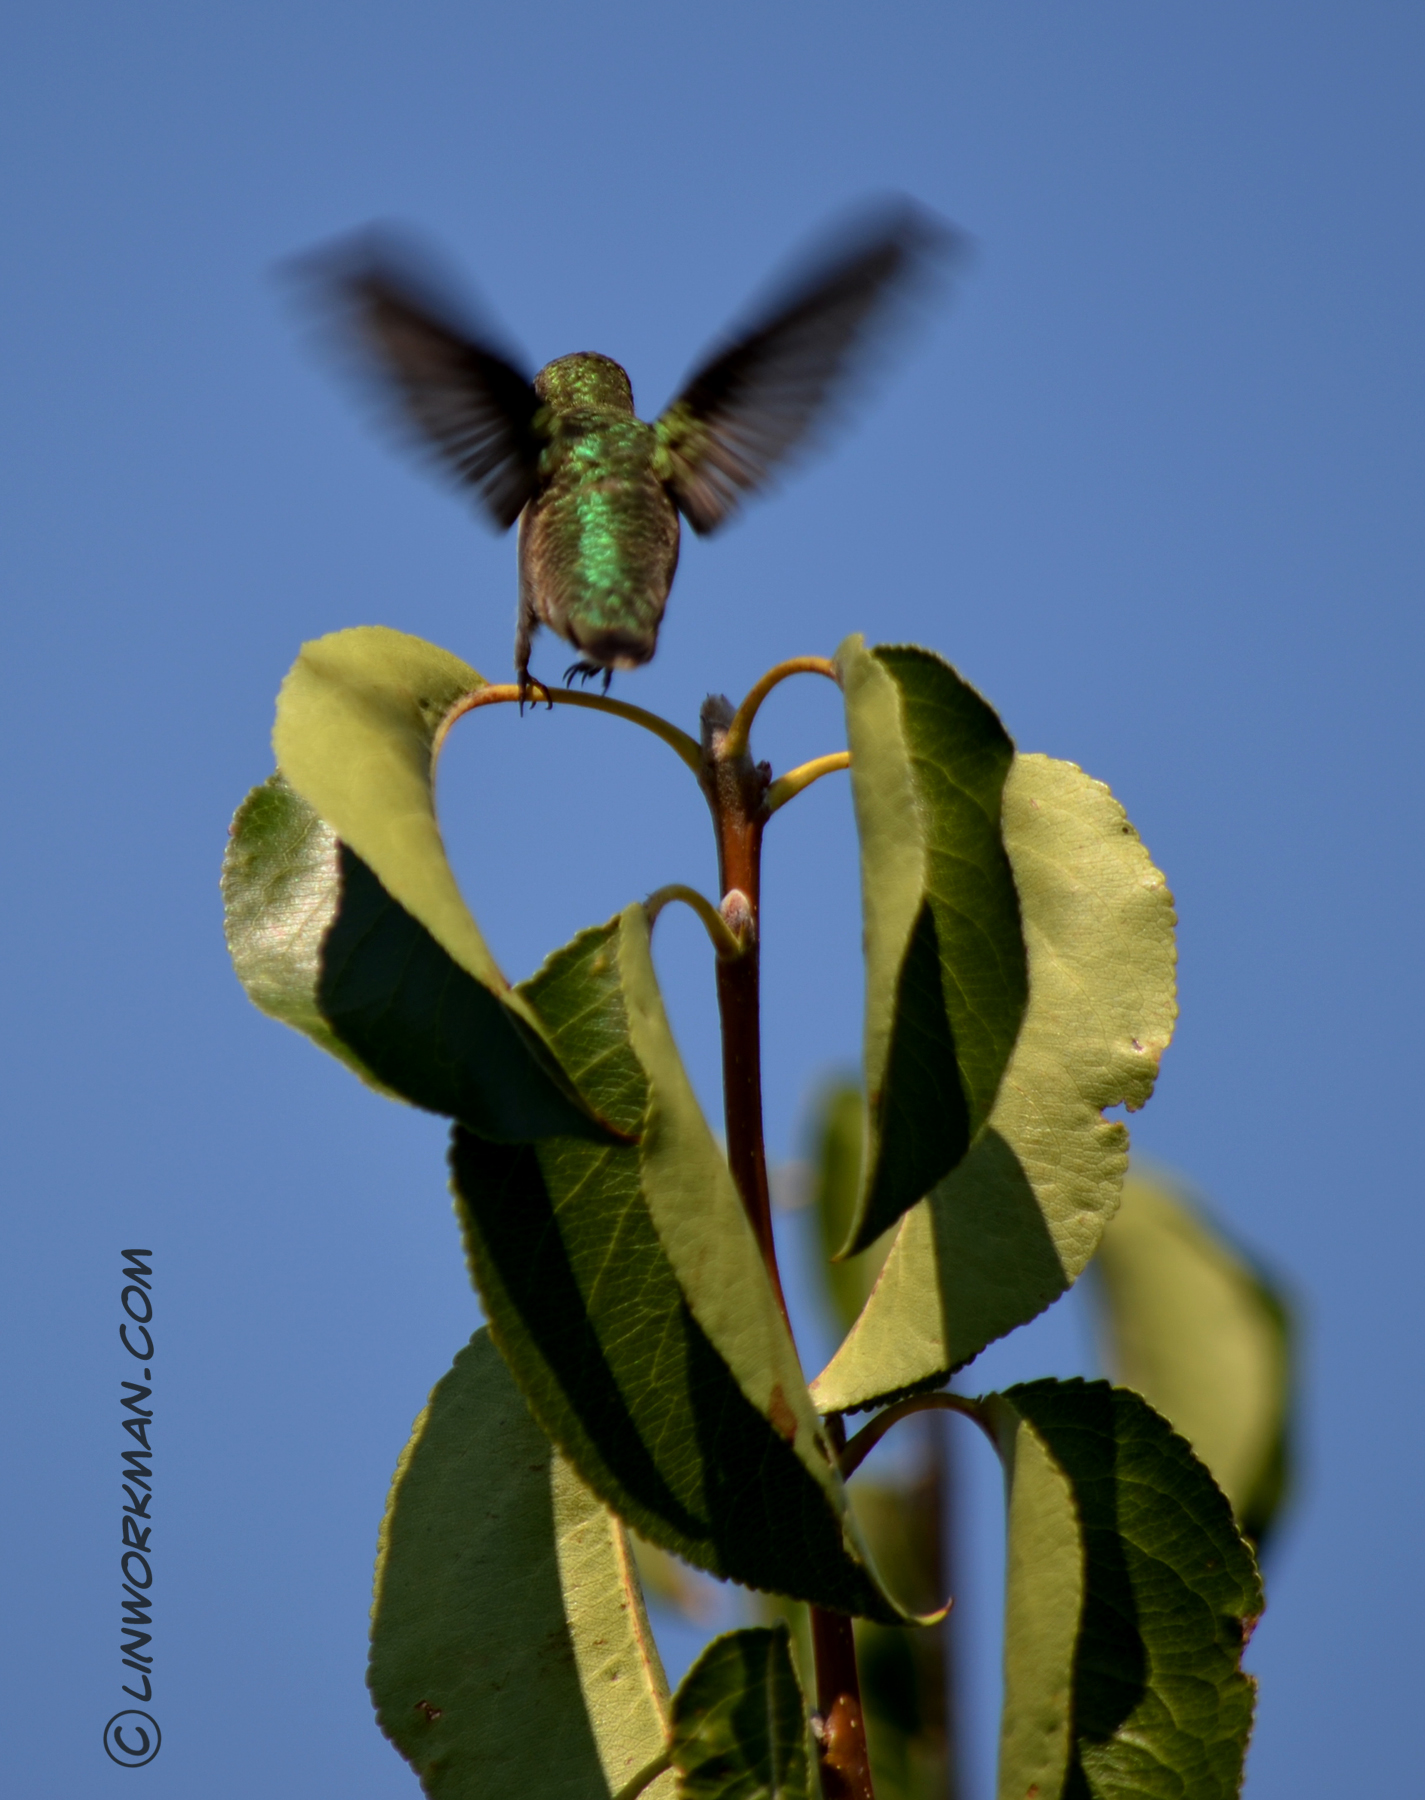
[369,1328,676,1800]
[453,906,914,1622]
[812,754,1176,1413]
[988,1381,1263,1800]
[1093,1169,1294,1545]
[273,625,500,988]
[837,636,1027,1254]
[987,1401,1083,1800]
[669,1627,810,1800]
[224,627,616,1141]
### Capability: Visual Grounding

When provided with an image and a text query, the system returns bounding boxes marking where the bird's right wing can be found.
[655,200,962,535]
[291,232,547,531]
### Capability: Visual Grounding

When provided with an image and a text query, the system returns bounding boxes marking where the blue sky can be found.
[3,5,1421,1794]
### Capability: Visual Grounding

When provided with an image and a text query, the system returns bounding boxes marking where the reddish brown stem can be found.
[807,1413,875,1800]
[699,695,787,1323]
[698,693,874,1800]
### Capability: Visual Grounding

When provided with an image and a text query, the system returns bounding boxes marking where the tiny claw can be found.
[517,672,554,714]
[563,660,606,689]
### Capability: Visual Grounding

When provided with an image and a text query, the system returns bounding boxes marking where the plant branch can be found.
[645,884,747,961]
[700,683,874,1800]
[698,694,785,1324]
[720,656,840,761]
[839,1392,997,1481]
[765,751,852,815]
[809,1415,875,1800]
[436,683,703,774]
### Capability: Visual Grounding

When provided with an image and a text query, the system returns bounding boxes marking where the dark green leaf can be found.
[223,772,613,1142]
[836,636,1027,1254]
[669,1627,810,1800]
[1093,1169,1295,1547]
[452,906,913,1622]
[369,1329,676,1800]
[988,1380,1263,1800]
[813,756,1176,1413]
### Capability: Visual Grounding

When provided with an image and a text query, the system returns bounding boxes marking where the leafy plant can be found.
[223,623,1287,1798]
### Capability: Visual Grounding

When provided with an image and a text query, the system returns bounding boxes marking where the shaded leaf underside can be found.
[669,1626,810,1800]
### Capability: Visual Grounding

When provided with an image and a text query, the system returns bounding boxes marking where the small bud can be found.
[720,888,754,944]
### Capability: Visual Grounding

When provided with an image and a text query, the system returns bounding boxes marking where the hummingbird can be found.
[296,201,960,700]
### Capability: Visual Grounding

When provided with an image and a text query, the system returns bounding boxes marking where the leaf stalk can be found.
[720,656,840,762]
[645,883,748,960]
[838,1391,996,1481]
[437,682,703,774]
[766,750,852,815]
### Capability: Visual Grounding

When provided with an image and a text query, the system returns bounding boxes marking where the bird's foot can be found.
[563,661,613,694]
[517,670,554,715]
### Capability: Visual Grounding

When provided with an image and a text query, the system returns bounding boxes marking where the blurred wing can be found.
[656,200,964,534]
[291,232,545,531]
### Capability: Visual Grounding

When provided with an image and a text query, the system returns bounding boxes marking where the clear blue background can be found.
[3,4,1420,1793]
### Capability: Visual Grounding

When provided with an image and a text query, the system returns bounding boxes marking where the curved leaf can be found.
[369,1329,676,1800]
[223,771,614,1141]
[837,637,1027,1255]
[222,773,398,1094]
[273,625,498,988]
[992,1405,1082,1800]
[986,1381,1263,1800]
[1093,1169,1295,1546]
[224,625,618,1141]
[669,1626,810,1800]
[812,754,1176,1413]
[453,905,914,1623]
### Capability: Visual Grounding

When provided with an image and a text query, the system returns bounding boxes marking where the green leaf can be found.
[987,1380,1263,1800]
[452,905,913,1623]
[222,773,399,1094]
[991,1398,1084,1800]
[807,1082,893,1333]
[669,1627,810,1800]
[369,1328,676,1800]
[223,627,616,1142]
[837,637,1027,1255]
[273,626,498,987]
[1093,1169,1295,1546]
[812,754,1176,1414]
